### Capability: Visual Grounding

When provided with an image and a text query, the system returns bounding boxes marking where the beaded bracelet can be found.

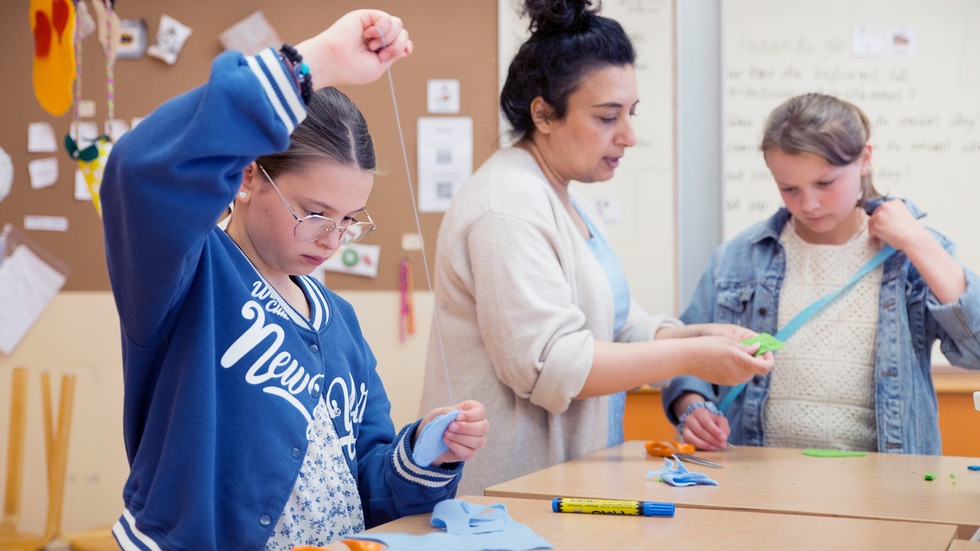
[676,401,723,434]
[279,43,312,105]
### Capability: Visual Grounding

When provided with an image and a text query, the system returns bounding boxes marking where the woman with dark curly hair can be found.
[419,0,774,495]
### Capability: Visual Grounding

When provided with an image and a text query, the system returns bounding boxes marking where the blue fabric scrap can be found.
[647,455,720,487]
[412,409,461,466]
[349,499,554,551]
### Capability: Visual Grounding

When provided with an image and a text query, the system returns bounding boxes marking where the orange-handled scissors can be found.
[645,440,724,469]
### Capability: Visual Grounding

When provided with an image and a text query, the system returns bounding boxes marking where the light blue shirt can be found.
[573,200,631,447]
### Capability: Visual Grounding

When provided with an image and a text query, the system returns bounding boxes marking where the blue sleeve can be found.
[335,300,461,528]
[101,48,306,345]
[354,372,462,527]
[926,237,980,370]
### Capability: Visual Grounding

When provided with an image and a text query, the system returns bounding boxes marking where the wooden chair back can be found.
[0,367,76,550]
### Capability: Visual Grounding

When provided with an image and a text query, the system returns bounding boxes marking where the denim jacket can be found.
[662,200,980,454]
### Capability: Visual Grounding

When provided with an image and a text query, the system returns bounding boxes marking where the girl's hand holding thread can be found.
[296,10,413,90]
[418,400,489,466]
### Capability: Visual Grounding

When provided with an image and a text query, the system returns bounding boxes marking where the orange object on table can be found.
[645,440,724,469]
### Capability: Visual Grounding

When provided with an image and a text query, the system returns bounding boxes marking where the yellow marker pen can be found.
[552,497,674,517]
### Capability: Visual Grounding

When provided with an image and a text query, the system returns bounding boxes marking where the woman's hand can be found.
[684,336,774,386]
[417,400,489,466]
[296,10,413,90]
[658,323,760,341]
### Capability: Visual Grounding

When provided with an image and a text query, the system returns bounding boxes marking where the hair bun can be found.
[524,0,598,35]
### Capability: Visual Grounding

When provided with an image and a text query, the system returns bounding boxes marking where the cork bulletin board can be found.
[0,0,500,291]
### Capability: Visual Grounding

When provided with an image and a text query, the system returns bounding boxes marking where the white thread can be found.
[376,27,455,405]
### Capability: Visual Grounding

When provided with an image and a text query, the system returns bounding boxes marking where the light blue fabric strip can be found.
[646,455,719,487]
[349,499,554,550]
[412,409,462,466]
[718,245,897,413]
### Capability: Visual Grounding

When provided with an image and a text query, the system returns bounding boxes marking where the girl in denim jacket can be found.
[663,93,980,455]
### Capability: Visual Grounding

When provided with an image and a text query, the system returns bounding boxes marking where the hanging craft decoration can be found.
[398,258,416,342]
[65,0,117,217]
[31,0,77,116]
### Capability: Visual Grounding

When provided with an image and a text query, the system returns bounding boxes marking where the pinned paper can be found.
[219,11,281,56]
[117,18,148,59]
[852,25,885,58]
[74,169,91,200]
[318,243,380,278]
[23,215,69,232]
[417,117,473,212]
[426,79,460,114]
[28,122,58,152]
[0,224,70,355]
[886,26,917,57]
[148,14,192,65]
[27,157,59,189]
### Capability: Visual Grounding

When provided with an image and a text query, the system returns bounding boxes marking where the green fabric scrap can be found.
[801,449,868,458]
[741,333,786,356]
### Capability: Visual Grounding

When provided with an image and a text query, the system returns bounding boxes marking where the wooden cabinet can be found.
[625,372,980,457]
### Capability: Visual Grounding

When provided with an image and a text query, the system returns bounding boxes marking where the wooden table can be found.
[350,495,956,550]
[485,441,980,539]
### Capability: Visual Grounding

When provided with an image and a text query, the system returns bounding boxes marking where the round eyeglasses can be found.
[258,165,376,245]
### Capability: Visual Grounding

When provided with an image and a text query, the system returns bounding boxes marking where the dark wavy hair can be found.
[256,87,376,179]
[500,0,635,140]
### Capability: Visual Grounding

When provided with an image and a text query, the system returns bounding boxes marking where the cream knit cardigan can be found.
[419,147,680,496]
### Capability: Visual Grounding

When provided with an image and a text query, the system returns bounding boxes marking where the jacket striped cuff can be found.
[112,508,163,551]
[245,48,307,134]
[392,420,462,489]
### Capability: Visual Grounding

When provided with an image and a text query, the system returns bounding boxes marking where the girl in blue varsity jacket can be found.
[101,12,488,550]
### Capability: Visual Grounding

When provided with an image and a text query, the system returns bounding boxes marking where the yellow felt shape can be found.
[31,0,76,116]
[67,135,112,217]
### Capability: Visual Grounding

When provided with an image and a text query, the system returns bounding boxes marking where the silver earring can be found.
[239,192,247,199]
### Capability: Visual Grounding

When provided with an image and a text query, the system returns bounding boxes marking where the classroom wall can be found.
[3,0,979,540]
[0,0,492,537]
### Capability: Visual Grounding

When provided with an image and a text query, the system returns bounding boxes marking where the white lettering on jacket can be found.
[327,374,368,460]
[220,300,323,424]
[250,280,290,319]
[220,296,367,461]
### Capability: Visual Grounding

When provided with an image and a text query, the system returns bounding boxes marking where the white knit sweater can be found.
[764,222,881,451]
[419,147,679,495]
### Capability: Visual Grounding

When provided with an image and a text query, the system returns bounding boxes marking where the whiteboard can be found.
[498,0,677,315]
[723,0,980,275]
